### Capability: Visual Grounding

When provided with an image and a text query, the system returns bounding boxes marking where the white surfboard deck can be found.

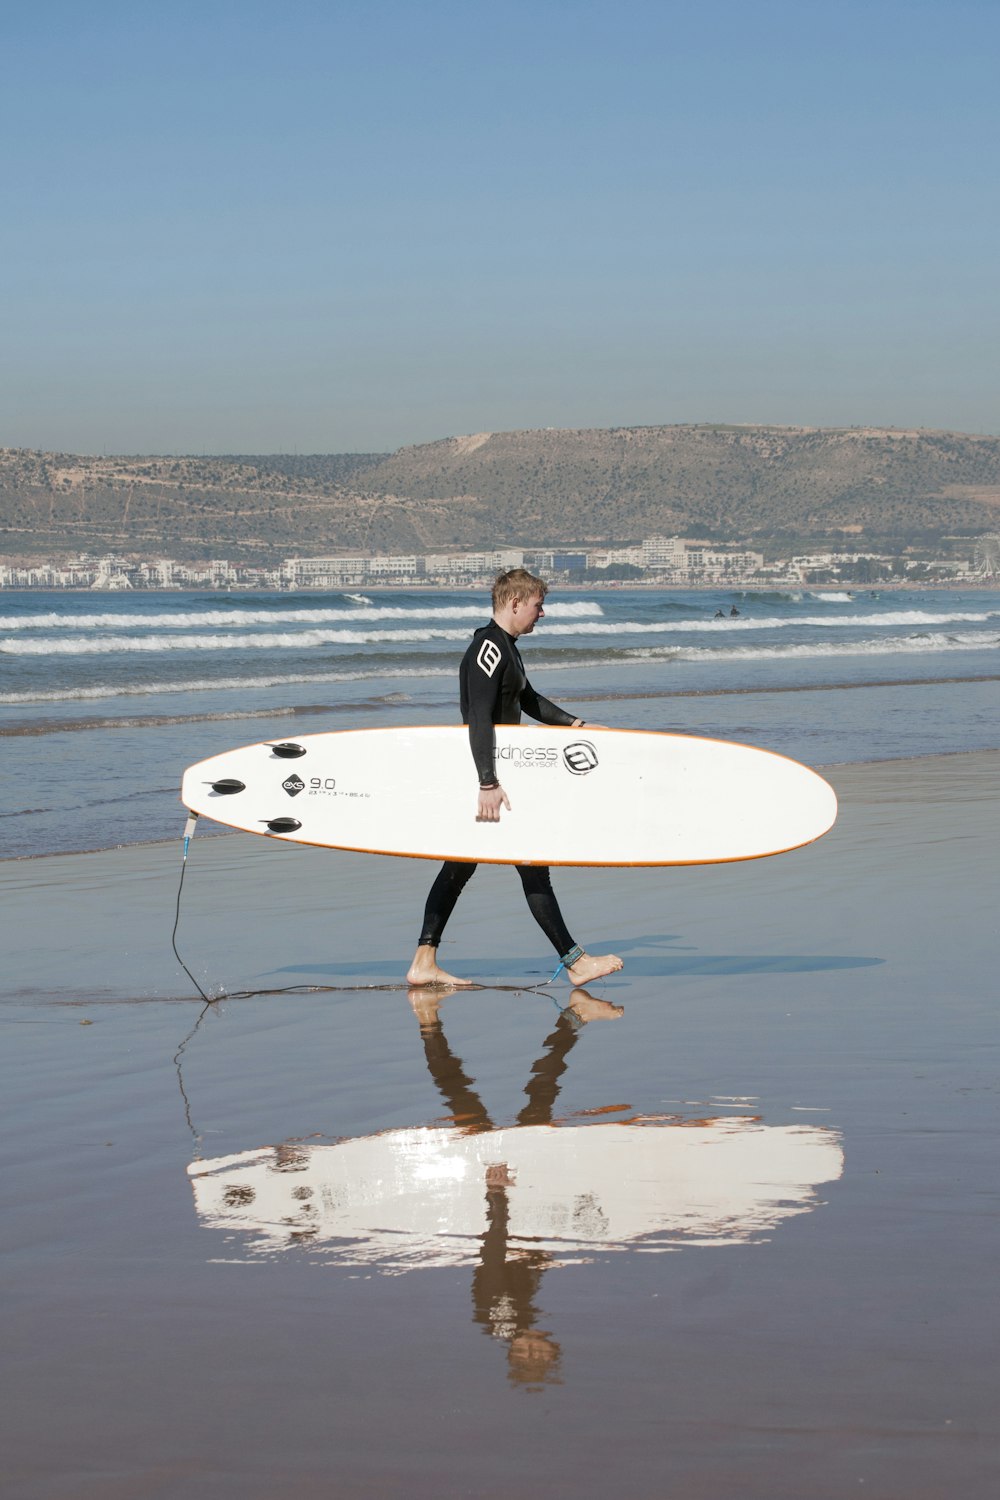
[180,726,837,867]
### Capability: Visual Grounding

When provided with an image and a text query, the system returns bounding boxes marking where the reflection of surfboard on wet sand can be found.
[181,726,837,866]
[187,1117,845,1269]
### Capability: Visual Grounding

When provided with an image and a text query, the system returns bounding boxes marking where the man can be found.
[406,568,624,988]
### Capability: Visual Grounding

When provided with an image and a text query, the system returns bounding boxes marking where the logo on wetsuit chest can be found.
[476,639,503,677]
[563,741,599,775]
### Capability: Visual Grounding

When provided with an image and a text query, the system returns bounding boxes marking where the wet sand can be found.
[2,753,998,1498]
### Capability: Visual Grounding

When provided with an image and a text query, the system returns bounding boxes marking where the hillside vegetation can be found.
[2,424,999,563]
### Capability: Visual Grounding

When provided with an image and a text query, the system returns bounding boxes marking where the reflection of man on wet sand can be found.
[410,987,622,1387]
[478,1160,561,1387]
[406,569,623,990]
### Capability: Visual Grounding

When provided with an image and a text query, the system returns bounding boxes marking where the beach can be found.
[3,748,998,1498]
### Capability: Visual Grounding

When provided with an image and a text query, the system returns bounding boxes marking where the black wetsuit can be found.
[418,620,580,959]
[461,620,577,782]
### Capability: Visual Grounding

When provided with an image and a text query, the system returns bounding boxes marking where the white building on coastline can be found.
[588,537,765,579]
[421,550,524,584]
[3,534,984,589]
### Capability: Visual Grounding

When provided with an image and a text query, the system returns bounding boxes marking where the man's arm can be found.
[519,681,584,729]
[465,637,504,785]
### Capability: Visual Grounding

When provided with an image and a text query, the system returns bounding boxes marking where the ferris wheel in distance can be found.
[972,534,1000,578]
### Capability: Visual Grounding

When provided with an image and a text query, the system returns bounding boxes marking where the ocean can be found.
[2,584,998,857]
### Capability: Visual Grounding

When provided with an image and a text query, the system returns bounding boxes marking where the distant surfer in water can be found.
[406,568,624,988]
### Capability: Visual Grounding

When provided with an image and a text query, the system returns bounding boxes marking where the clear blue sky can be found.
[3,0,997,453]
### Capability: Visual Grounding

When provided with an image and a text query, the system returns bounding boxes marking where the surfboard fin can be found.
[264,817,302,834]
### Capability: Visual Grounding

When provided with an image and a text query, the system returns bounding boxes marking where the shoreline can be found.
[4,671,1000,738]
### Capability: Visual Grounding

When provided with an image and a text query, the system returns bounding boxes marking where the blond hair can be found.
[491,567,548,612]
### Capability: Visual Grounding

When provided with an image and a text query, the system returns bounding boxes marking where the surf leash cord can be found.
[171,812,216,1004]
[169,813,556,1004]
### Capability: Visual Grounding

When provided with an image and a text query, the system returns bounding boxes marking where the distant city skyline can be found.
[6,535,981,592]
[3,0,998,454]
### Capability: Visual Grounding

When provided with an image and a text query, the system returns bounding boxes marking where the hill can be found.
[2,424,999,563]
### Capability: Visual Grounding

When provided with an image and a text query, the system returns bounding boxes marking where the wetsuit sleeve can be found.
[466,643,504,783]
[519,680,577,727]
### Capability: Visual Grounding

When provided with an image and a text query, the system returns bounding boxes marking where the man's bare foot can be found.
[405,944,475,988]
[564,951,624,985]
[566,988,624,1022]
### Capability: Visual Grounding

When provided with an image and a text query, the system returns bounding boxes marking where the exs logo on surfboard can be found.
[563,741,599,775]
[282,773,305,796]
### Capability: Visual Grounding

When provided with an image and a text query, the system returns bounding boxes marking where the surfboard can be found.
[180,726,837,867]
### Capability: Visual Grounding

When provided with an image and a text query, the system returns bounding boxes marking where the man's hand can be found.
[476,784,511,822]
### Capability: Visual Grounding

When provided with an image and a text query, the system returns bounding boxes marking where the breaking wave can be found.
[4,608,997,655]
[630,632,1000,664]
[0,664,458,706]
[735,590,853,603]
[0,600,604,632]
[2,627,488,654]
[2,631,997,707]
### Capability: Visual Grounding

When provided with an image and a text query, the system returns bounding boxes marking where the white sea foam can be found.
[633,632,1000,664]
[5,607,998,655]
[842,610,1000,626]
[541,609,1000,635]
[0,664,457,705]
[0,601,604,632]
[2,630,996,705]
[1,627,477,654]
